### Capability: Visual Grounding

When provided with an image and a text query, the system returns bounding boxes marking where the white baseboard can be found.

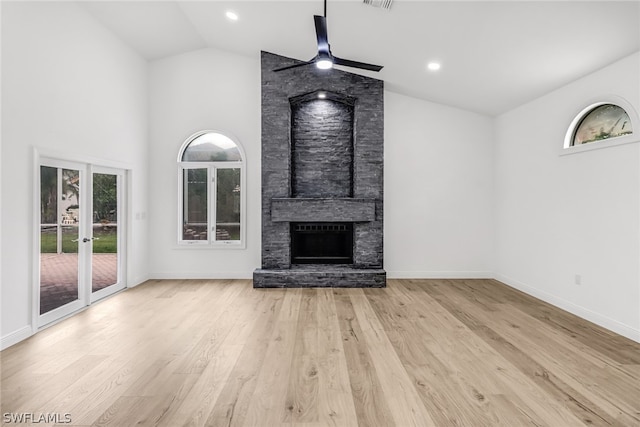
[494,273,640,343]
[387,271,493,279]
[128,274,150,288]
[150,271,254,280]
[151,271,493,281]
[1,326,33,350]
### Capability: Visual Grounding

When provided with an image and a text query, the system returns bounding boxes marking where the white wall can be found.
[494,52,640,341]
[148,49,495,279]
[1,2,149,347]
[148,48,261,278]
[384,92,494,277]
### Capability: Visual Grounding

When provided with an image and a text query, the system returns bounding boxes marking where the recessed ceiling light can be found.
[427,61,441,71]
[318,92,327,99]
[225,11,239,21]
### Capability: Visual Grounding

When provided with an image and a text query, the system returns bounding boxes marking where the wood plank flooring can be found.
[1,279,639,426]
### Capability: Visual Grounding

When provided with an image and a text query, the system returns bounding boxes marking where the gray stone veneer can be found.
[271,198,375,222]
[254,51,385,288]
[292,97,354,198]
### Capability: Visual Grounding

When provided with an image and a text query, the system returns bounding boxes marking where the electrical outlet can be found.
[574,274,582,285]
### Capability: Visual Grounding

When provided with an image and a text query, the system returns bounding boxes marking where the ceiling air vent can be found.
[363,0,393,10]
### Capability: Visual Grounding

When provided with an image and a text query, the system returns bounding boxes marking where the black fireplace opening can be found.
[291,223,353,264]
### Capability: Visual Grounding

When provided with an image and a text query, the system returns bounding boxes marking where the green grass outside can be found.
[41,228,117,253]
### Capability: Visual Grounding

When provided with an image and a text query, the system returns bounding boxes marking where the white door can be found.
[37,158,126,327]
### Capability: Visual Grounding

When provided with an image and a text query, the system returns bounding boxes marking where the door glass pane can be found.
[183,168,208,240]
[40,167,80,314]
[216,168,240,241]
[92,173,118,292]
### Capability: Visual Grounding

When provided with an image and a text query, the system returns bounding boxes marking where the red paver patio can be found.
[40,253,118,314]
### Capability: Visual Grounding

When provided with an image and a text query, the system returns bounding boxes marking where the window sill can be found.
[560,134,638,156]
[175,241,246,250]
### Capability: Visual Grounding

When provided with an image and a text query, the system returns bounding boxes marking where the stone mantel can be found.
[271,198,377,223]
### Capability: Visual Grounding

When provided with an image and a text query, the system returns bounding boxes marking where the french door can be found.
[37,158,126,327]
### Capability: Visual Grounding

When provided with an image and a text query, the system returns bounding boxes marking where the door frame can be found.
[32,148,132,329]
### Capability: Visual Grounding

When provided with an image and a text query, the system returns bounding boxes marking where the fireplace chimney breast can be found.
[254,52,385,288]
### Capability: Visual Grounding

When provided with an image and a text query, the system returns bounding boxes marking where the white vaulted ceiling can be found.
[81,1,640,115]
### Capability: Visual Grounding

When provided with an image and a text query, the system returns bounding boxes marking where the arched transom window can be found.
[572,104,633,146]
[565,101,636,152]
[178,131,245,247]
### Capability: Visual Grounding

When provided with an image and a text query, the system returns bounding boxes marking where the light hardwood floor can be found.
[1,279,639,426]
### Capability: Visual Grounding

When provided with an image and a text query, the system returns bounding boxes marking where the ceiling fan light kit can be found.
[316,58,333,70]
[273,0,383,73]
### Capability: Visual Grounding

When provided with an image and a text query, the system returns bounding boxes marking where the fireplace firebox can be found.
[291,223,353,264]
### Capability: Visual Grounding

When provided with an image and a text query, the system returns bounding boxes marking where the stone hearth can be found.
[253,52,385,288]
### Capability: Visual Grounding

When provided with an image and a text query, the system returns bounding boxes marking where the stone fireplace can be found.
[253,52,386,288]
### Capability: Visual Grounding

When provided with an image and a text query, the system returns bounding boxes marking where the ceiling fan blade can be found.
[273,60,315,72]
[314,15,330,54]
[333,56,383,72]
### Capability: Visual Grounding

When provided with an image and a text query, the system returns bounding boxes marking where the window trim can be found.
[177,130,246,249]
[561,95,639,156]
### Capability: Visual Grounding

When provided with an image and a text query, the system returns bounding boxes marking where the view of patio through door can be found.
[38,159,125,326]
[39,165,82,315]
[91,171,120,294]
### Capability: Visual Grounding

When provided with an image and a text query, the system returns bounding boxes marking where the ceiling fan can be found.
[274,0,383,73]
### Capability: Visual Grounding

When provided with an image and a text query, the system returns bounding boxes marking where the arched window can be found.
[564,100,636,151]
[572,104,632,146]
[178,131,245,247]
